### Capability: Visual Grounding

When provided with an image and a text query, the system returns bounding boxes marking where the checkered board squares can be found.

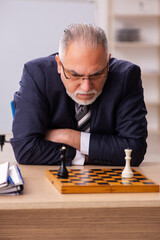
[46,168,159,194]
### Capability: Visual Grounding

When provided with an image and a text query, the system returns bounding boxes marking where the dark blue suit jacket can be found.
[10,54,147,166]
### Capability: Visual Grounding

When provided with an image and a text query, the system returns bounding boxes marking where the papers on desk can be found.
[0,162,24,195]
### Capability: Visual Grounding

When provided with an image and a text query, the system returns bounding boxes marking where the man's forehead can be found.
[63,43,106,64]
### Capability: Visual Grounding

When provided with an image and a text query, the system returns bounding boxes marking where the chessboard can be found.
[46,168,159,194]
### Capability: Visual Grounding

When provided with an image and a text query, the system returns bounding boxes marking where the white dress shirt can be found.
[72,132,90,165]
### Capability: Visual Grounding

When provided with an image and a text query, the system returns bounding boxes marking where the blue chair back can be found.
[11,101,15,118]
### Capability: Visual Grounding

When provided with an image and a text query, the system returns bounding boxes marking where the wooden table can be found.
[0,162,160,240]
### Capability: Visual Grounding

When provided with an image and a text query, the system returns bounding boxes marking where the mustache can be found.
[66,89,102,106]
[74,90,97,95]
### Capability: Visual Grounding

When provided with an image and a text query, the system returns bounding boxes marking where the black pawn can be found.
[57,146,68,178]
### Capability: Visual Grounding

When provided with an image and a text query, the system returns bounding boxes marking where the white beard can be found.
[66,89,102,105]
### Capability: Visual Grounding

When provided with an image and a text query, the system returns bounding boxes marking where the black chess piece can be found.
[0,135,9,151]
[57,146,68,178]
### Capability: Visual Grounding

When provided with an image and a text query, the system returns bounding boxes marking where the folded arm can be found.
[45,129,81,150]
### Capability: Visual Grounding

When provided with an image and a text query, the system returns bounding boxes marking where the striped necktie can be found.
[75,105,91,133]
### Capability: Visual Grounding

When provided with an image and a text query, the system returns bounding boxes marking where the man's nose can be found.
[80,78,92,92]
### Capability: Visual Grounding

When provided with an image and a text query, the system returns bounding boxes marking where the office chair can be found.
[11,101,15,118]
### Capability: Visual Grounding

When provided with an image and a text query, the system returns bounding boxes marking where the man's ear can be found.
[55,54,62,74]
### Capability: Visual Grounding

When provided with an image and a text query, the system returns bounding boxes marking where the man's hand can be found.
[45,129,81,151]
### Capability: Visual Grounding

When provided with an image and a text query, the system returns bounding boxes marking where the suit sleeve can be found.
[10,63,75,165]
[88,65,147,166]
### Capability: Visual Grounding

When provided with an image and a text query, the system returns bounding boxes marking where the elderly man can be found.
[11,23,147,166]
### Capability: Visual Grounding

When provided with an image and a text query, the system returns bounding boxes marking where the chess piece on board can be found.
[57,146,68,179]
[122,149,134,178]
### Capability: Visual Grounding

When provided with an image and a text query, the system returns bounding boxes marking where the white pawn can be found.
[122,149,134,178]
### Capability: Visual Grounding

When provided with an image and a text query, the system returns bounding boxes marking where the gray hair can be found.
[58,23,109,61]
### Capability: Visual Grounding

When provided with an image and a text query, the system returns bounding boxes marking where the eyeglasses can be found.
[61,62,108,82]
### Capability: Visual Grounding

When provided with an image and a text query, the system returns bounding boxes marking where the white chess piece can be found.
[122,149,134,178]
